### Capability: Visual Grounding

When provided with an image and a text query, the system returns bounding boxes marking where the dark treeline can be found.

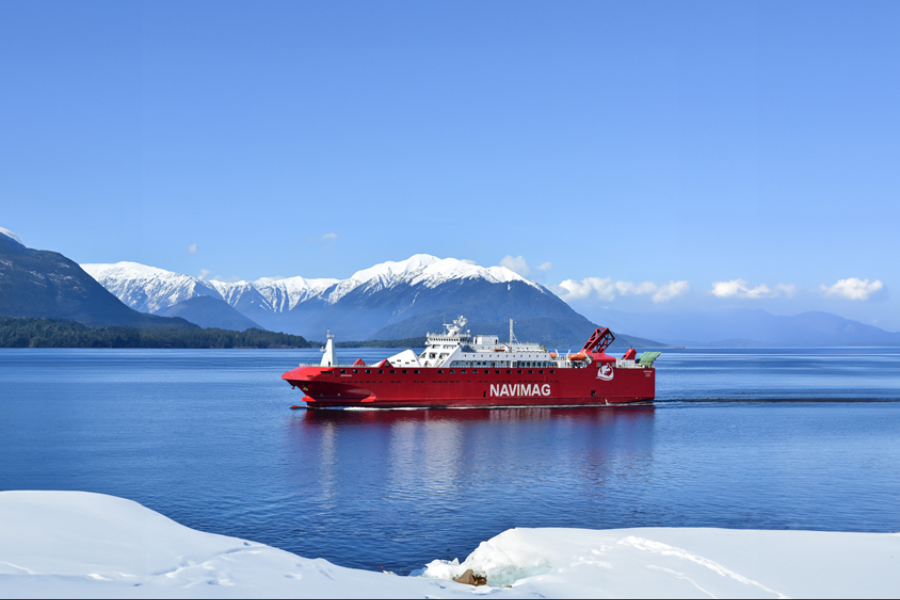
[0,317,313,349]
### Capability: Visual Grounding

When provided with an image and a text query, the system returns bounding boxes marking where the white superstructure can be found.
[388,316,580,370]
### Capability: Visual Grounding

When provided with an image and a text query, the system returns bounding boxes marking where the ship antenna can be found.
[509,318,518,346]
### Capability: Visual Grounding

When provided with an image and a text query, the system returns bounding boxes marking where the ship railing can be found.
[295,363,379,368]
[294,363,422,369]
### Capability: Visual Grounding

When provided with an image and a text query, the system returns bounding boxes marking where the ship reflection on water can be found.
[285,406,656,525]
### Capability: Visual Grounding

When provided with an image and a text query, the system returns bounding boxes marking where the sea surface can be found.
[2,348,899,573]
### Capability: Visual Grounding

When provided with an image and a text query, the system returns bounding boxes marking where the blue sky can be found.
[2,1,898,329]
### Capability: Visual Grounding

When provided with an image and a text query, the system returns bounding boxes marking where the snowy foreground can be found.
[1,492,898,599]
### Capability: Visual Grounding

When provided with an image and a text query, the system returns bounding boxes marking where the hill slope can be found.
[0,232,194,330]
[157,296,261,331]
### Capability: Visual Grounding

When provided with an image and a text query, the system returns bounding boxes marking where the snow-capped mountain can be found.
[0,227,24,247]
[83,262,222,313]
[81,254,579,341]
[321,254,538,304]
[84,255,541,315]
[207,276,340,313]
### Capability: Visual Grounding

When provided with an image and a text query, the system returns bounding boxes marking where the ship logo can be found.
[597,363,614,381]
[490,383,552,397]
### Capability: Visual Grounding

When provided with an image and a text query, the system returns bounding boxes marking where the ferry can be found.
[282,316,660,409]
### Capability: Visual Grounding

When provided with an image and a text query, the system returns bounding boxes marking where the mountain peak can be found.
[82,261,176,278]
[81,261,220,314]
[341,254,539,296]
[0,227,24,247]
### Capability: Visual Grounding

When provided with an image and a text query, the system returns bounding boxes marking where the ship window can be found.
[438,370,444,374]
[539,370,544,374]
[391,370,396,374]
[517,370,522,374]
[495,370,500,374]
[414,370,419,374]
[365,369,371,373]
[528,370,533,374]
[340,369,345,373]
[591,390,596,397]
[550,370,554,374]
[353,369,358,373]
[461,370,466,374]
[506,370,511,374]
[450,370,455,374]
[402,370,407,374]
[378,370,383,374]
[473,370,478,374]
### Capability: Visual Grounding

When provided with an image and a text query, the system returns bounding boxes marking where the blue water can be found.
[1,348,899,573]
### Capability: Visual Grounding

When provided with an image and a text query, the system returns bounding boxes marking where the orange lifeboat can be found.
[569,353,587,362]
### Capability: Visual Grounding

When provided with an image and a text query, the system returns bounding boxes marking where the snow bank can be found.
[0,491,466,599]
[421,526,900,598]
[2,491,898,599]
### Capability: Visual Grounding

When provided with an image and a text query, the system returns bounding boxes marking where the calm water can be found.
[1,348,899,573]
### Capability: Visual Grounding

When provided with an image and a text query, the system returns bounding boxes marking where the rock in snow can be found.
[1,491,898,599]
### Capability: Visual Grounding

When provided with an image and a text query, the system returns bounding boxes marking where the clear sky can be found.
[2,1,898,329]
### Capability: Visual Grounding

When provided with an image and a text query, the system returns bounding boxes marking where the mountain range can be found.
[584,307,900,347]
[5,226,897,348]
[82,256,656,347]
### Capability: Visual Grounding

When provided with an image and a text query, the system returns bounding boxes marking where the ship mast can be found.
[509,318,518,346]
[320,330,336,367]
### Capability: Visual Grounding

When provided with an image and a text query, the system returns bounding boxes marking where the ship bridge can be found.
[411,316,568,369]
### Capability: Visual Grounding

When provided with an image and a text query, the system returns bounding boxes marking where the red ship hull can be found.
[282,363,655,409]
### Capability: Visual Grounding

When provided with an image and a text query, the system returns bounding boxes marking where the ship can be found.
[282,316,660,409]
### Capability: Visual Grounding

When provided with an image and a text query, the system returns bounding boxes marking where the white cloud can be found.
[499,256,554,279]
[306,233,339,243]
[500,255,531,277]
[210,274,242,283]
[188,244,198,254]
[556,277,616,301]
[198,269,213,280]
[615,281,658,296]
[555,277,689,304]
[653,281,691,303]
[774,283,800,297]
[820,278,884,301]
[710,279,797,299]
[461,259,479,266]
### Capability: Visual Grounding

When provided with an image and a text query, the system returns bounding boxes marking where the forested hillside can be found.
[0,318,313,349]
